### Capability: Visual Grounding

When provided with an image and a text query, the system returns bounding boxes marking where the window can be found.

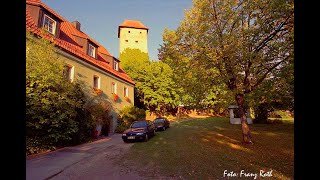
[140,32,142,34]
[88,44,96,58]
[112,82,117,94]
[64,65,74,82]
[128,31,130,33]
[114,61,119,71]
[154,119,165,123]
[43,14,56,35]
[130,121,147,128]
[93,75,100,89]
[233,109,240,118]
[125,40,128,42]
[135,40,138,43]
[124,87,129,97]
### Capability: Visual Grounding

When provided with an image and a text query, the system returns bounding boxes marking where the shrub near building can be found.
[26,32,96,155]
[115,106,146,133]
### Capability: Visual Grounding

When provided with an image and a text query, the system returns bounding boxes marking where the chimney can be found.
[71,21,81,31]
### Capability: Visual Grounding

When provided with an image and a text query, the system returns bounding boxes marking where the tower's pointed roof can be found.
[119,19,148,29]
[118,19,148,38]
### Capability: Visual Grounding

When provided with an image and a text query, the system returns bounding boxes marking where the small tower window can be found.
[125,40,128,42]
[128,31,130,33]
[140,32,142,34]
[135,40,138,43]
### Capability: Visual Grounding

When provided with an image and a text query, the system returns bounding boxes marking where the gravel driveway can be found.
[27,134,144,180]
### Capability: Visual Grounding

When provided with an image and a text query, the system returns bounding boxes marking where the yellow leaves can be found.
[185,71,193,79]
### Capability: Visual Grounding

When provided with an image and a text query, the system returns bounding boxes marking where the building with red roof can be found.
[26,0,135,134]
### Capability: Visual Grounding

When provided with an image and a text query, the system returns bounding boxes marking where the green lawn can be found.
[117,117,294,179]
[269,117,294,121]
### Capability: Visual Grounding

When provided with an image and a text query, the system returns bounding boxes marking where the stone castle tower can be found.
[118,19,148,55]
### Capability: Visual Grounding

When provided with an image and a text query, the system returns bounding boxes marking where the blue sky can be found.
[42,0,193,61]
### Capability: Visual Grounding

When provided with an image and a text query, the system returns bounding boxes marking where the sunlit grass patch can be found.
[117,117,294,179]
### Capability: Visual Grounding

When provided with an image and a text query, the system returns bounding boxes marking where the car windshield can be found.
[131,121,147,128]
[154,119,164,123]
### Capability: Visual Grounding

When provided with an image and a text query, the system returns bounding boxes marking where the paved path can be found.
[26,134,142,180]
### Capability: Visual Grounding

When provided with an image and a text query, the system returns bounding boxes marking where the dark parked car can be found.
[122,120,155,142]
[153,117,170,131]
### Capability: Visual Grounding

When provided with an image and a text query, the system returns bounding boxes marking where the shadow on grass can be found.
[115,117,294,179]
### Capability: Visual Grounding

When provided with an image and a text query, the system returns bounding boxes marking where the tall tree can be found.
[120,48,180,116]
[120,48,150,109]
[159,0,294,144]
[142,61,180,116]
[120,48,150,81]
[159,28,230,111]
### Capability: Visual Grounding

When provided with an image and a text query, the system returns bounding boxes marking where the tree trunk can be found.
[235,93,253,144]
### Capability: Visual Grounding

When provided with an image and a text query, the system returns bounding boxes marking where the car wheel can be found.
[163,126,166,131]
[144,134,149,141]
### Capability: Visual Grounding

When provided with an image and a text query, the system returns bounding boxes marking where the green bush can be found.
[115,123,128,133]
[26,33,96,154]
[85,95,112,137]
[269,110,290,118]
[26,137,54,155]
[26,81,89,153]
[71,107,95,145]
[116,106,146,133]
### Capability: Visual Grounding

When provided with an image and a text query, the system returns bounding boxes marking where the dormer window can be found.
[43,14,56,35]
[114,60,119,71]
[88,43,96,58]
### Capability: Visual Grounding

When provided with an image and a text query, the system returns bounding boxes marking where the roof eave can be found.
[117,26,149,38]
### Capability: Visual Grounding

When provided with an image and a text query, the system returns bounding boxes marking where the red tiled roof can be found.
[118,19,148,38]
[26,0,41,5]
[27,0,64,22]
[26,1,135,85]
[27,0,111,56]
[59,22,111,56]
[119,19,148,29]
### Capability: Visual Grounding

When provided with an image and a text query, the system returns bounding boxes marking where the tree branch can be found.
[223,0,245,34]
[245,55,289,94]
[253,12,293,53]
[210,0,224,39]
